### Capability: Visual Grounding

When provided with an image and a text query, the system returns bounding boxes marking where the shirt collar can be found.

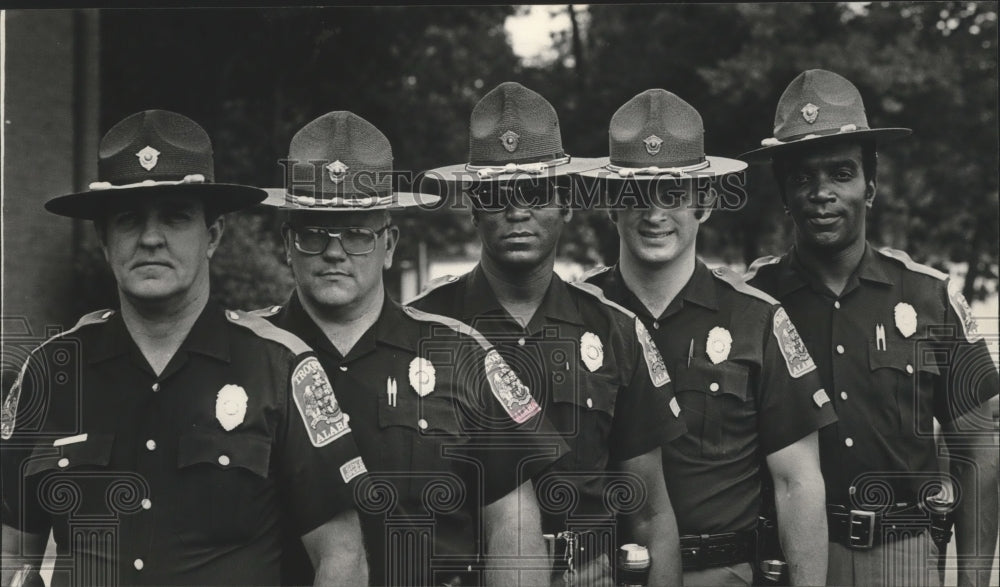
[606,259,718,320]
[788,242,894,296]
[283,290,416,358]
[463,264,585,330]
[375,296,418,353]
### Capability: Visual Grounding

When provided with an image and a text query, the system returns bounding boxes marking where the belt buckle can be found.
[848,510,876,549]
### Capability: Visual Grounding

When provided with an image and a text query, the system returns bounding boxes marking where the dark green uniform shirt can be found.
[409,265,686,535]
[585,261,837,535]
[747,245,999,507]
[0,302,363,586]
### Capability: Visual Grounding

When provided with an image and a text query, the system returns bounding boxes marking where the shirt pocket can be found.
[867,342,940,436]
[176,427,272,543]
[24,433,116,519]
[674,359,753,459]
[551,369,618,470]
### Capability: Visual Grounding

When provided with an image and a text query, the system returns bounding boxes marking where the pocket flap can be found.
[178,427,271,478]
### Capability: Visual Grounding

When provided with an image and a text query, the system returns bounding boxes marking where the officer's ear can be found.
[865,178,877,209]
[205,214,225,260]
[279,223,294,264]
[382,223,400,271]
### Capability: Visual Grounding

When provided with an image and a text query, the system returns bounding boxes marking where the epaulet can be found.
[400,305,492,351]
[711,266,779,305]
[248,305,283,318]
[566,280,638,319]
[224,309,312,356]
[408,274,461,304]
[875,247,947,281]
[578,264,612,283]
[1,309,113,440]
[743,255,781,281]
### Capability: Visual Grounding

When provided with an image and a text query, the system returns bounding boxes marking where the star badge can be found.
[216,384,248,431]
[409,357,436,397]
[894,302,918,338]
[136,146,161,171]
[580,332,604,372]
[706,326,732,365]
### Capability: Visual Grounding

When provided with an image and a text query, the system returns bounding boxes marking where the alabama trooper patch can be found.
[580,332,604,372]
[291,357,351,447]
[484,349,540,424]
[408,357,436,397]
[136,146,160,170]
[339,456,367,483]
[706,326,732,365]
[947,283,984,343]
[894,302,918,338]
[215,384,248,431]
[635,320,670,387]
[773,307,817,379]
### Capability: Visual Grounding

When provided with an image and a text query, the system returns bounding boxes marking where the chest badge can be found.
[706,326,732,365]
[894,302,918,338]
[216,384,248,431]
[580,332,604,372]
[409,357,436,397]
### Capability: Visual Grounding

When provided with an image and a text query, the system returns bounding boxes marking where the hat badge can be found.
[325,160,349,183]
[801,103,820,124]
[500,130,520,153]
[643,135,664,156]
[136,146,161,171]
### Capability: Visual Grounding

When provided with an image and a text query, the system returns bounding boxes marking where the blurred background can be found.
[3,2,997,332]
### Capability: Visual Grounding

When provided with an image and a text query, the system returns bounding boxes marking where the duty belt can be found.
[679,528,756,571]
[827,504,952,550]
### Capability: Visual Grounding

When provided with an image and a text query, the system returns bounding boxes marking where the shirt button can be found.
[709,382,720,392]
[58,458,69,468]
[151,383,160,392]
[101,310,114,320]
[517,337,525,346]
[849,486,857,495]
[218,455,230,466]
[834,301,841,309]
[141,498,152,510]
[133,559,144,571]
[836,345,845,355]
[906,364,914,374]
[845,438,854,447]
[840,391,848,401]
[145,439,157,451]
[653,322,660,330]
[586,398,593,408]
[339,365,348,372]
[227,311,239,320]
[418,419,428,430]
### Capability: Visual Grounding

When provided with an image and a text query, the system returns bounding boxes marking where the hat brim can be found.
[260,189,441,210]
[574,155,747,181]
[44,183,267,220]
[740,127,912,162]
[422,156,606,184]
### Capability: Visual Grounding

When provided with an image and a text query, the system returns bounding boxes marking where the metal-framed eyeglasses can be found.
[289,224,392,255]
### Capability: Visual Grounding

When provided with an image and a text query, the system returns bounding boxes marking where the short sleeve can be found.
[277,354,366,536]
[933,283,999,423]
[757,305,838,454]
[609,318,686,461]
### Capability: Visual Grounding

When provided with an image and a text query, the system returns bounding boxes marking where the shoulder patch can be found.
[225,309,311,355]
[567,280,638,320]
[744,255,781,280]
[947,282,984,343]
[291,356,352,447]
[712,266,780,305]
[578,265,612,284]
[483,349,542,424]
[772,307,817,379]
[408,274,461,304]
[635,319,671,387]
[876,248,947,281]
[1,310,113,440]
[401,306,492,351]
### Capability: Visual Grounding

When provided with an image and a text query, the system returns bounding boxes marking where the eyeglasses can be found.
[290,225,391,255]
[469,183,567,212]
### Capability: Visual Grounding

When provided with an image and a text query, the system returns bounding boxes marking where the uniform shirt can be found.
[0,301,363,586]
[585,261,837,535]
[409,265,686,533]
[747,245,999,507]
[264,292,567,586]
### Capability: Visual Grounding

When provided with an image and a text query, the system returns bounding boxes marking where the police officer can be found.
[411,82,686,586]
[579,89,837,586]
[258,111,565,586]
[0,110,368,586]
[742,69,999,586]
